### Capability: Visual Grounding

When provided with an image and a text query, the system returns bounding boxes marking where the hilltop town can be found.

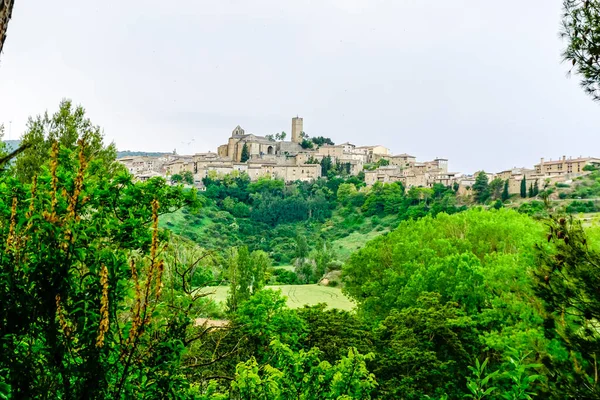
[118,116,600,197]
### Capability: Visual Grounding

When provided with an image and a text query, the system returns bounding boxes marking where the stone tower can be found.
[291,116,303,143]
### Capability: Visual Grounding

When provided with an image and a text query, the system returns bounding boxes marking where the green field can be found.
[204,284,355,311]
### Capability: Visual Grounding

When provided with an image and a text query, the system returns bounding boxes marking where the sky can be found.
[0,0,599,174]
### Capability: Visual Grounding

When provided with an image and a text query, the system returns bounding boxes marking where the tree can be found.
[320,156,333,177]
[240,143,250,162]
[0,137,198,398]
[489,177,504,200]
[0,0,15,58]
[171,173,183,183]
[561,0,600,101]
[226,247,270,312]
[502,179,510,201]
[280,131,287,141]
[226,341,377,399]
[528,183,534,198]
[534,215,600,399]
[182,170,194,185]
[15,99,117,183]
[473,171,490,203]
[300,139,314,149]
[310,136,335,146]
[533,180,539,196]
[520,176,527,198]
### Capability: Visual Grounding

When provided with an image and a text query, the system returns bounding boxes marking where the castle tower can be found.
[291,116,303,143]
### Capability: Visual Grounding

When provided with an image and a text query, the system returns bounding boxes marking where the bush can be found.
[566,200,598,214]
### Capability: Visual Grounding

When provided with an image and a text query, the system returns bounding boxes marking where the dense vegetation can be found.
[2,3,600,396]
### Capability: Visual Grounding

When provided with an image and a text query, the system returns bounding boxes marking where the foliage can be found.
[240,143,250,162]
[14,99,117,183]
[561,0,600,101]
[473,171,490,203]
[0,138,197,398]
[226,247,270,312]
[371,294,479,399]
[300,139,314,149]
[534,215,600,398]
[225,340,377,399]
[310,136,335,146]
[320,156,333,177]
[465,358,499,400]
[521,177,527,198]
[502,180,510,202]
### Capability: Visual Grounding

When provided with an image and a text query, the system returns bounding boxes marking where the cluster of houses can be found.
[117,117,599,194]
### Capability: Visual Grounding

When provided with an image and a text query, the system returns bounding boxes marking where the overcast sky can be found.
[0,0,598,173]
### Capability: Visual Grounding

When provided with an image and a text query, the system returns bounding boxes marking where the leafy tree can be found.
[300,139,314,149]
[473,171,490,203]
[561,0,600,101]
[182,170,194,185]
[320,156,333,177]
[240,143,250,162]
[521,176,527,198]
[0,138,197,398]
[226,246,270,312]
[337,182,358,205]
[310,136,334,146]
[171,173,183,183]
[489,177,504,200]
[376,158,390,167]
[502,179,510,201]
[15,99,117,183]
[371,294,479,399]
[225,340,377,399]
[534,216,600,399]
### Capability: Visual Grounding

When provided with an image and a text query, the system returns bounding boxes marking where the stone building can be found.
[535,156,600,176]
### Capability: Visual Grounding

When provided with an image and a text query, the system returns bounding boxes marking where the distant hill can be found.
[117,150,171,159]
[3,140,21,151]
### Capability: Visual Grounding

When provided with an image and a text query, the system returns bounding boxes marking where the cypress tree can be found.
[502,179,510,201]
[533,180,540,196]
[241,143,250,162]
[520,176,527,198]
[528,183,534,198]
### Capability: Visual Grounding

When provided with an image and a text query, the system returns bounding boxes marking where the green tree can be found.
[561,0,600,101]
[15,99,117,183]
[240,143,250,162]
[227,341,377,400]
[520,176,527,198]
[182,170,194,185]
[337,182,358,205]
[535,216,600,398]
[533,180,539,197]
[300,139,314,149]
[226,246,270,312]
[502,179,510,201]
[473,171,490,203]
[171,173,183,183]
[0,138,197,398]
[320,156,333,177]
[528,183,534,198]
[489,177,504,200]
